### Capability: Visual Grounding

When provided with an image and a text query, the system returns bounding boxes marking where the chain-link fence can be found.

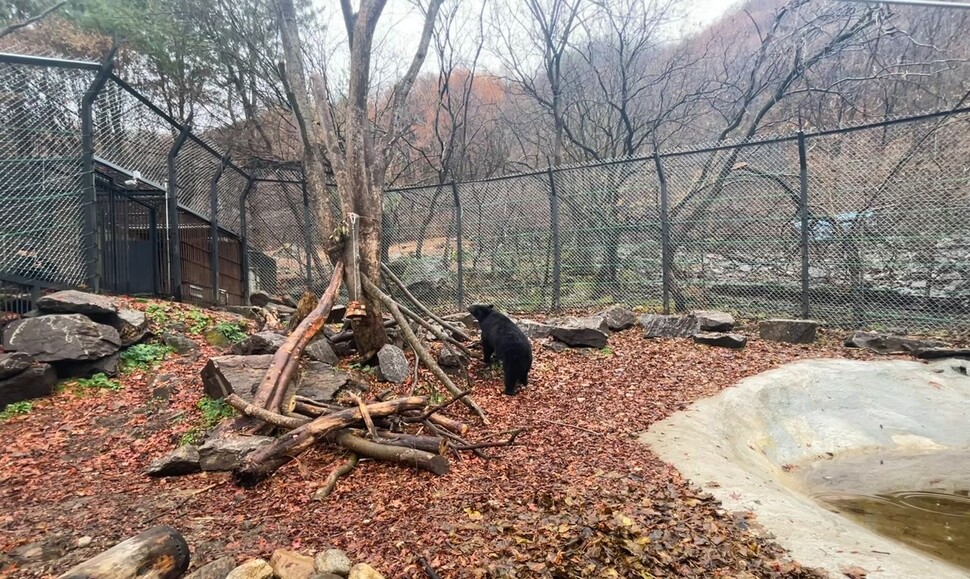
[0,50,323,308]
[384,109,970,336]
[3,47,970,336]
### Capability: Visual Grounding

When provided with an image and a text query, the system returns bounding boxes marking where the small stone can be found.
[270,549,316,579]
[437,347,467,369]
[542,339,570,353]
[377,344,409,383]
[314,549,352,576]
[226,558,274,579]
[198,436,274,471]
[693,332,747,349]
[347,563,385,579]
[758,319,819,344]
[146,445,201,477]
[163,333,200,354]
[75,536,92,549]
[184,556,238,579]
[305,338,339,365]
[694,310,735,332]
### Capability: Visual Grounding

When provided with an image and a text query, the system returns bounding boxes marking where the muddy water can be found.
[794,450,970,571]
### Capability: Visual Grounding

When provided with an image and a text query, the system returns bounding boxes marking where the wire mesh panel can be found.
[174,139,221,221]
[382,184,458,308]
[0,61,94,287]
[456,174,553,311]
[663,139,803,318]
[246,176,317,300]
[554,159,663,309]
[804,112,970,335]
[93,80,173,186]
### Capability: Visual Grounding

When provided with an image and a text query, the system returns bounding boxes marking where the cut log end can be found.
[57,525,190,579]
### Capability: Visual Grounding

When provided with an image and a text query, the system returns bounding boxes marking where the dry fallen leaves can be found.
[0,304,875,578]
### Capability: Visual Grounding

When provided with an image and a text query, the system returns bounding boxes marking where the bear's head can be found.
[467,303,495,323]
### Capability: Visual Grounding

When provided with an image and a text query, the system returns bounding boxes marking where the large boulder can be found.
[377,344,409,383]
[230,332,286,356]
[844,331,945,356]
[640,314,698,338]
[270,549,316,579]
[695,310,735,332]
[201,355,352,404]
[759,319,819,344]
[3,314,121,362]
[0,363,57,407]
[36,290,118,315]
[198,435,274,471]
[515,319,554,339]
[548,316,609,348]
[112,309,150,346]
[596,307,638,332]
[146,445,202,477]
[0,352,32,380]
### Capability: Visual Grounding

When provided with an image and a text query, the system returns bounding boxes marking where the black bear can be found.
[468,304,532,395]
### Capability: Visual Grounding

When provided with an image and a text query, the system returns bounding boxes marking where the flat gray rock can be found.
[913,347,970,360]
[693,331,747,349]
[146,445,202,477]
[548,316,609,348]
[36,290,118,315]
[844,331,945,355]
[695,310,735,332]
[639,314,698,339]
[305,338,339,365]
[596,307,638,331]
[515,319,554,339]
[198,435,274,471]
[55,352,120,378]
[184,556,238,579]
[163,332,200,354]
[201,354,351,404]
[3,314,122,362]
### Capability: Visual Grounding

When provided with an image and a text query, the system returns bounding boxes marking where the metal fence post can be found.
[451,181,464,310]
[80,48,116,293]
[547,167,562,311]
[301,178,314,292]
[239,177,256,303]
[653,151,672,314]
[797,131,811,319]
[209,151,231,304]
[166,116,192,301]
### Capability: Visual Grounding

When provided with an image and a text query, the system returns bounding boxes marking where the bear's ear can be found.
[486,304,495,310]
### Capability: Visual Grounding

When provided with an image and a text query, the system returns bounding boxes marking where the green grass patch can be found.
[214,321,247,343]
[74,373,122,392]
[180,397,237,446]
[0,401,33,420]
[120,343,175,371]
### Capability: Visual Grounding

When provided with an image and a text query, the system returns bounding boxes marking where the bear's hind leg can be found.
[503,367,519,396]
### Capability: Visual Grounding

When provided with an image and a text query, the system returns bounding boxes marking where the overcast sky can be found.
[310,0,745,89]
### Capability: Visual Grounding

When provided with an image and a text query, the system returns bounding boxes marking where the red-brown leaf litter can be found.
[0,299,878,578]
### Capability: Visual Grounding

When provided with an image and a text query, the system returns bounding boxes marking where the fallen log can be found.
[425,413,469,436]
[374,430,448,455]
[362,277,485,421]
[396,301,473,358]
[234,396,428,485]
[314,453,359,501]
[57,525,189,579]
[333,430,450,475]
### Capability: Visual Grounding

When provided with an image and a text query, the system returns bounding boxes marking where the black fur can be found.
[468,304,532,395]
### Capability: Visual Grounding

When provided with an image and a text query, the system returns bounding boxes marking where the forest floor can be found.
[0,298,880,578]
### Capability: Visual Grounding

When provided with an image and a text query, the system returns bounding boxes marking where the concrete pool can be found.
[641,358,970,578]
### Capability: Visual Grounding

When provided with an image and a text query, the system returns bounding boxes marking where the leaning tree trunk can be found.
[347,186,389,357]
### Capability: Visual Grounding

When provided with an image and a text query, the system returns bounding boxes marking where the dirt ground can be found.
[0,301,877,578]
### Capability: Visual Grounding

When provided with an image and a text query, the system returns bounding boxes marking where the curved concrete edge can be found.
[640,358,970,579]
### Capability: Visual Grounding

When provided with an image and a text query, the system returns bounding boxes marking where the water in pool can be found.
[794,449,970,571]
